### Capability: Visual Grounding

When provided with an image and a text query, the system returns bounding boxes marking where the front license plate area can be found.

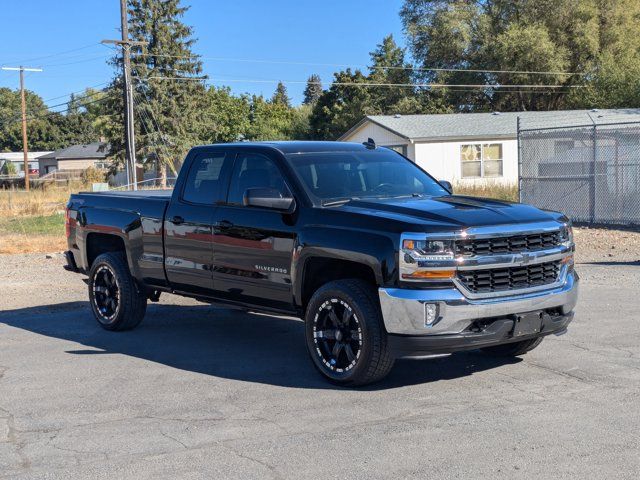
[512,311,543,337]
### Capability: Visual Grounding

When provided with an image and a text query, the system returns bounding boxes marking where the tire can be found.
[305,279,394,386]
[88,252,147,331]
[481,337,544,357]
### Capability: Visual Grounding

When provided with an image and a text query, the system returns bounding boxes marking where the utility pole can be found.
[1,66,43,191]
[102,0,147,190]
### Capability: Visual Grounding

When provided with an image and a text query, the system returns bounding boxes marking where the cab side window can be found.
[227,153,291,205]
[182,152,231,204]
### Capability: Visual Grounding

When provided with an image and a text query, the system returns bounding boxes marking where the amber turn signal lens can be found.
[402,270,454,280]
[561,255,574,265]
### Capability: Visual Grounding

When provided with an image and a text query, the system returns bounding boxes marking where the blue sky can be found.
[0,0,406,108]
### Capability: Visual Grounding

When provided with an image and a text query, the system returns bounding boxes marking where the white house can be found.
[338,109,640,185]
[0,151,52,176]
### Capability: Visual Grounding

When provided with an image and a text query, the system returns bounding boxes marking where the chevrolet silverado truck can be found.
[64,141,578,386]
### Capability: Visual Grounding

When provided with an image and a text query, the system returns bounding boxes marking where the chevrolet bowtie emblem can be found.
[521,253,532,264]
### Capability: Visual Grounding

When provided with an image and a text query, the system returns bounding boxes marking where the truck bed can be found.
[79,189,173,198]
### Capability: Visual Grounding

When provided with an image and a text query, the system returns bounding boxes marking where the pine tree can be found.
[271,82,291,107]
[303,74,323,104]
[368,35,413,110]
[108,0,207,186]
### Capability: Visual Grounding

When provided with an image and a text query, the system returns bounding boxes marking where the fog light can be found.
[424,303,439,327]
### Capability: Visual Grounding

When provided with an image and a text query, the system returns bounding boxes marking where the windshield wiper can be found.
[322,197,357,207]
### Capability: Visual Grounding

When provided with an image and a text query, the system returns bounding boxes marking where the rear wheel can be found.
[481,337,544,357]
[88,252,147,331]
[305,279,394,386]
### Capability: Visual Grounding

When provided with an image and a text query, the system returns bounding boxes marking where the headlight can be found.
[559,224,574,248]
[400,234,455,281]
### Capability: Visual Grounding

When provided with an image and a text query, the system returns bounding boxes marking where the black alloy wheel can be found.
[312,298,363,373]
[92,264,120,324]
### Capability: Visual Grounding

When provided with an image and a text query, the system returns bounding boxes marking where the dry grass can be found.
[0,184,83,217]
[0,233,67,255]
[452,182,519,202]
[0,185,81,254]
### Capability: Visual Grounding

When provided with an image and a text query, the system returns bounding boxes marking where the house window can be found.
[385,145,408,157]
[460,143,503,178]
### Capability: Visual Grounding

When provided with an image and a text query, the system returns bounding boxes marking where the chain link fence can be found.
[518,117,640,225]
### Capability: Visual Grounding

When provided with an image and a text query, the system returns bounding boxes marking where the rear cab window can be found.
[182,151,233,204]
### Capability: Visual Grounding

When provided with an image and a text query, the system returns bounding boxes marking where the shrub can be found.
[81,166,107,185]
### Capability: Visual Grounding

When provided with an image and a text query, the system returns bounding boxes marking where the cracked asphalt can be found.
[1,254,639,479]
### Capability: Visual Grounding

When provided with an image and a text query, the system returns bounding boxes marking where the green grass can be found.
[0,213,65,236]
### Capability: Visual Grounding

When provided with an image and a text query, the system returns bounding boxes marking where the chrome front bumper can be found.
[379,270,579,336]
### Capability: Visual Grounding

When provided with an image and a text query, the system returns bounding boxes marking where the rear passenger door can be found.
[211,150,297,311]
[164,149,233,295]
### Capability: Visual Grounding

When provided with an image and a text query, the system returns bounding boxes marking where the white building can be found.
[0,151,52,176]
[339,109,640,186]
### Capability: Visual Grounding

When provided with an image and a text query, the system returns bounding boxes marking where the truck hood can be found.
[336,195,562,230]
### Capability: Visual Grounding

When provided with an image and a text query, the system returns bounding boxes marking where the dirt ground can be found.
[573,226,640,264]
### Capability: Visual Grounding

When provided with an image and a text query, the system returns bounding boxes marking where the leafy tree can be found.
[303,74,323,105]
[400,0,640,111]
[308,35,450,139]
[247,95,294,140]
[2,161,17,175]
[0,88,85,151]
[368,35,414,110]
[309,69,378,140]
[289,104,313,139]
[200,86,251,143]
[271,81,291,107]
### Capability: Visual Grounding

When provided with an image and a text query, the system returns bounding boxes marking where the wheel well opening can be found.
[86,233,126,267]
[301,258,377,311]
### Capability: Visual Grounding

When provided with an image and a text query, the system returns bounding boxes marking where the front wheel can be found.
[88,252,147,331]
[305,279,394,386]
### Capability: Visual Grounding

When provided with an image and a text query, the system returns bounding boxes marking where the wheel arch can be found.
[76,206,144,278]
[297,254,380,313]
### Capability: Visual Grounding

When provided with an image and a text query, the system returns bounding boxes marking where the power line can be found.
[131,52,585,77]
[0,88,111,127]
[38,53,112,69]
[41,82,110,104]
[0,43,102,65]
[0,95,111,129]
[141,75,584,89]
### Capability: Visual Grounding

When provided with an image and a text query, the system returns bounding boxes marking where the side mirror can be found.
[439,180,453,194]
[243,187,295,212]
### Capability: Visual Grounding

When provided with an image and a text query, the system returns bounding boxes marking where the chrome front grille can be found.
[455,231,561,257]
[456,260,562,294]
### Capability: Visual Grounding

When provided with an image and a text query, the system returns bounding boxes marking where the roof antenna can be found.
[363,137,376,149]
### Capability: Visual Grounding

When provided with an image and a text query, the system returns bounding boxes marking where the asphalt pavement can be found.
[1,254,639,479]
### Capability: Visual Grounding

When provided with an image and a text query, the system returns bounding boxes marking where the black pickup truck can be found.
[65,141,578,386]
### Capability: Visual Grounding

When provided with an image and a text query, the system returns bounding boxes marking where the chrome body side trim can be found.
[379,270,579,336]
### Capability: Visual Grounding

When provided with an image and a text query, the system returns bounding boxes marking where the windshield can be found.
[285,148,449,205]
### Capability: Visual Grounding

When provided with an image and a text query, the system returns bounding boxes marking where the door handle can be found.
[215,220,234,229]
[171,215,185,225]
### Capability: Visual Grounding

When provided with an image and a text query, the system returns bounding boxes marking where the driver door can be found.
[211,150,297,311]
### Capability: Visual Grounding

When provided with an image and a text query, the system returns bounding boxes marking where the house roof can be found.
[39,142,109,160]
[339,109,640,142]
[0,151,52,161]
